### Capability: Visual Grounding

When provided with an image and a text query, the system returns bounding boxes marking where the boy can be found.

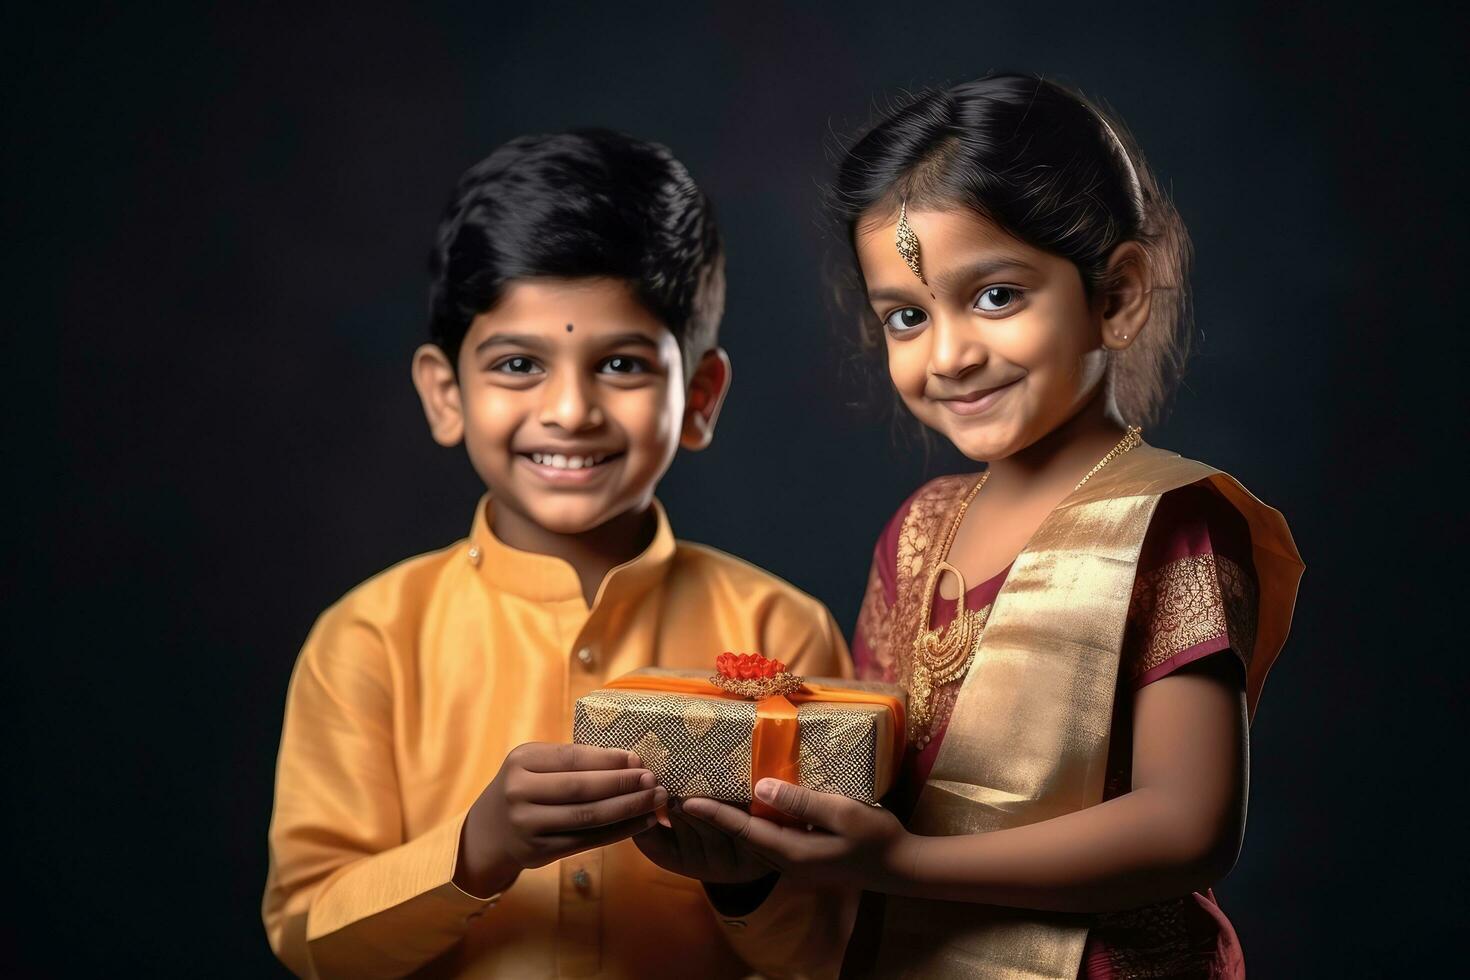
[262,130,854,978]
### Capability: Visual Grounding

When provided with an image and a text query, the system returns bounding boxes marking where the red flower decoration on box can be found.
[711,652,803,699]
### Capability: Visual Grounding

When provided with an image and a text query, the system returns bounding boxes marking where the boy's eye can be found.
[975,286,1019,313]
[492,356,542,375]
[883,307,929,333]
[600,355,649,375]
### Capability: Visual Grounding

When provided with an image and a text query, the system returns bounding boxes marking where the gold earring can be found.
[895,200,927,284]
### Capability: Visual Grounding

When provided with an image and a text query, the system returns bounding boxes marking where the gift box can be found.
[572,657,905,814]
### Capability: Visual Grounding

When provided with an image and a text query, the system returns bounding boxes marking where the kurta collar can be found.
[465,494,677,607]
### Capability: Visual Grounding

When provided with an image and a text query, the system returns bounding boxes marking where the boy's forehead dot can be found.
[566,323,574,332]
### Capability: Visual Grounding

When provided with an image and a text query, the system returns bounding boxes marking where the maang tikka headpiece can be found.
[894,200,927,284]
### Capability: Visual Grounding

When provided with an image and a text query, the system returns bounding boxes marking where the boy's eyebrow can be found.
[597,332,661,350]
[474,331,662,357]
[474,333,551,356]
[868,257,1039,305]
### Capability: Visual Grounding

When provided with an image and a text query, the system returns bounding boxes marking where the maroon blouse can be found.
[852,479,1259,980]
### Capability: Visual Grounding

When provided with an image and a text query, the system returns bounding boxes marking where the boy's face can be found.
[414,278,728,537]
[854,206,1144,462]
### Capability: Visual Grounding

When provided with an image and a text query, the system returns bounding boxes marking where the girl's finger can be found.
[519,767,654,804]
[523,785,669,833]
[753,779,855,833]
[668,810,705,863]
[696,811,780,875]
[630,823,677,865]
[679,797,792,862]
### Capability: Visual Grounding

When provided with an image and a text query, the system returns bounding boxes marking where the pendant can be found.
[907,658,935,740]
[906,604,989,747]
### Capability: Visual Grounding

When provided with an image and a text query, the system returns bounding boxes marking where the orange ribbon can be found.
[601,674,905,825]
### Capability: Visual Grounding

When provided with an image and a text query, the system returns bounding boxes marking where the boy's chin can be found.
[521,498,630,536]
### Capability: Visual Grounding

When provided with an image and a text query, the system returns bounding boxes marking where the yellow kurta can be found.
[263,496,855,979]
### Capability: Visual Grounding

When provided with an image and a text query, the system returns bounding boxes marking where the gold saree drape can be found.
[872,445,1303,978]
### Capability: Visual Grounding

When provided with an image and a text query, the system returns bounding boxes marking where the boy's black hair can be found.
[428,129,725,376]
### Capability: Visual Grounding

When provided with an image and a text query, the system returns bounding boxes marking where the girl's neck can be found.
[491,501,657,607]
[984,392,1130,501]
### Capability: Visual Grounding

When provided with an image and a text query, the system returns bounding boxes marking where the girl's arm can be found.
[681,653,1247,914]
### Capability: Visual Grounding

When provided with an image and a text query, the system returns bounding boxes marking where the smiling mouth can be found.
[518,450,622,472]
[934,378,1022,416]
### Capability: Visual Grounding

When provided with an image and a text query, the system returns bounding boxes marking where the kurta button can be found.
[572,868,591,890]
[576,647,594,666]
[467,545,482,567]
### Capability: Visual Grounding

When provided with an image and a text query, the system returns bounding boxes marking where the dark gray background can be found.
[10,2,1466,975]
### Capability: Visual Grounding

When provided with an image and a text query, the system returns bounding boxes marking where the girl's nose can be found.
[538,370,605,431]
[928,312,987,380]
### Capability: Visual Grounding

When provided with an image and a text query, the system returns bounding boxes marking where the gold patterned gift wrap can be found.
[572,665,906,811]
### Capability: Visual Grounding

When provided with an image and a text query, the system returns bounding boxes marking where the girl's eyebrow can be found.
[867,285,923,305]
[867,256,1038,306]
[931,256,1039,293]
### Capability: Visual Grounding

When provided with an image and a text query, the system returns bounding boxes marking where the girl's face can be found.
[855,206,1112,462]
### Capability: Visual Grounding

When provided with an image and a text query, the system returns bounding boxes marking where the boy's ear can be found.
[1099,241,1153,351]
[679,347,732,451]
[411,344,465,446]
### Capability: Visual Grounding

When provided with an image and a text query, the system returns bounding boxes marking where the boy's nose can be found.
[539,372,605,431]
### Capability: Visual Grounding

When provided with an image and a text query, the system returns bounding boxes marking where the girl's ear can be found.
[412,344,465,446]
[1099,241,1153,351]
[680,347,733,451]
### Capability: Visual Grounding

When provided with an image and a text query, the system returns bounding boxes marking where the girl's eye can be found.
[975,286,1019,313]
[492,356,542,375]
[601,355,649,375]
[883,307,929,332]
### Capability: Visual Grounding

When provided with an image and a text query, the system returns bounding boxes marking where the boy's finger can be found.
[539,810,662,858]
[521,767,654,804]
[519,743,641,773]
[527,785,669,833]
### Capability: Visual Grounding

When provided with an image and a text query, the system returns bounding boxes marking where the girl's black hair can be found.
[829,74,1191,426]
[428,129,724,374]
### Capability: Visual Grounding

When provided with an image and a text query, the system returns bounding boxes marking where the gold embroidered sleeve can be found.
[1125,552,1259,681]
[855,559,896,682]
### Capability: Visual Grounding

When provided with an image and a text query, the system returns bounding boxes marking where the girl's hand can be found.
[680,778,914,890]
[633,806,778,884]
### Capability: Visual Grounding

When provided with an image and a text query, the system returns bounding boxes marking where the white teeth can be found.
[529,452,606,470]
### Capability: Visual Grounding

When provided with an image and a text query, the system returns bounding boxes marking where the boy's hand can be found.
[455,743,667,897]
[633,804,777,884]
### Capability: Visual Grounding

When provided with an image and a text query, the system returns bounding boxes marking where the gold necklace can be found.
[1074,425,1142,489]
[904,426,1143,745]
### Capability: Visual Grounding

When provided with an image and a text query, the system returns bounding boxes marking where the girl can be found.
[677,75,1303,978]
